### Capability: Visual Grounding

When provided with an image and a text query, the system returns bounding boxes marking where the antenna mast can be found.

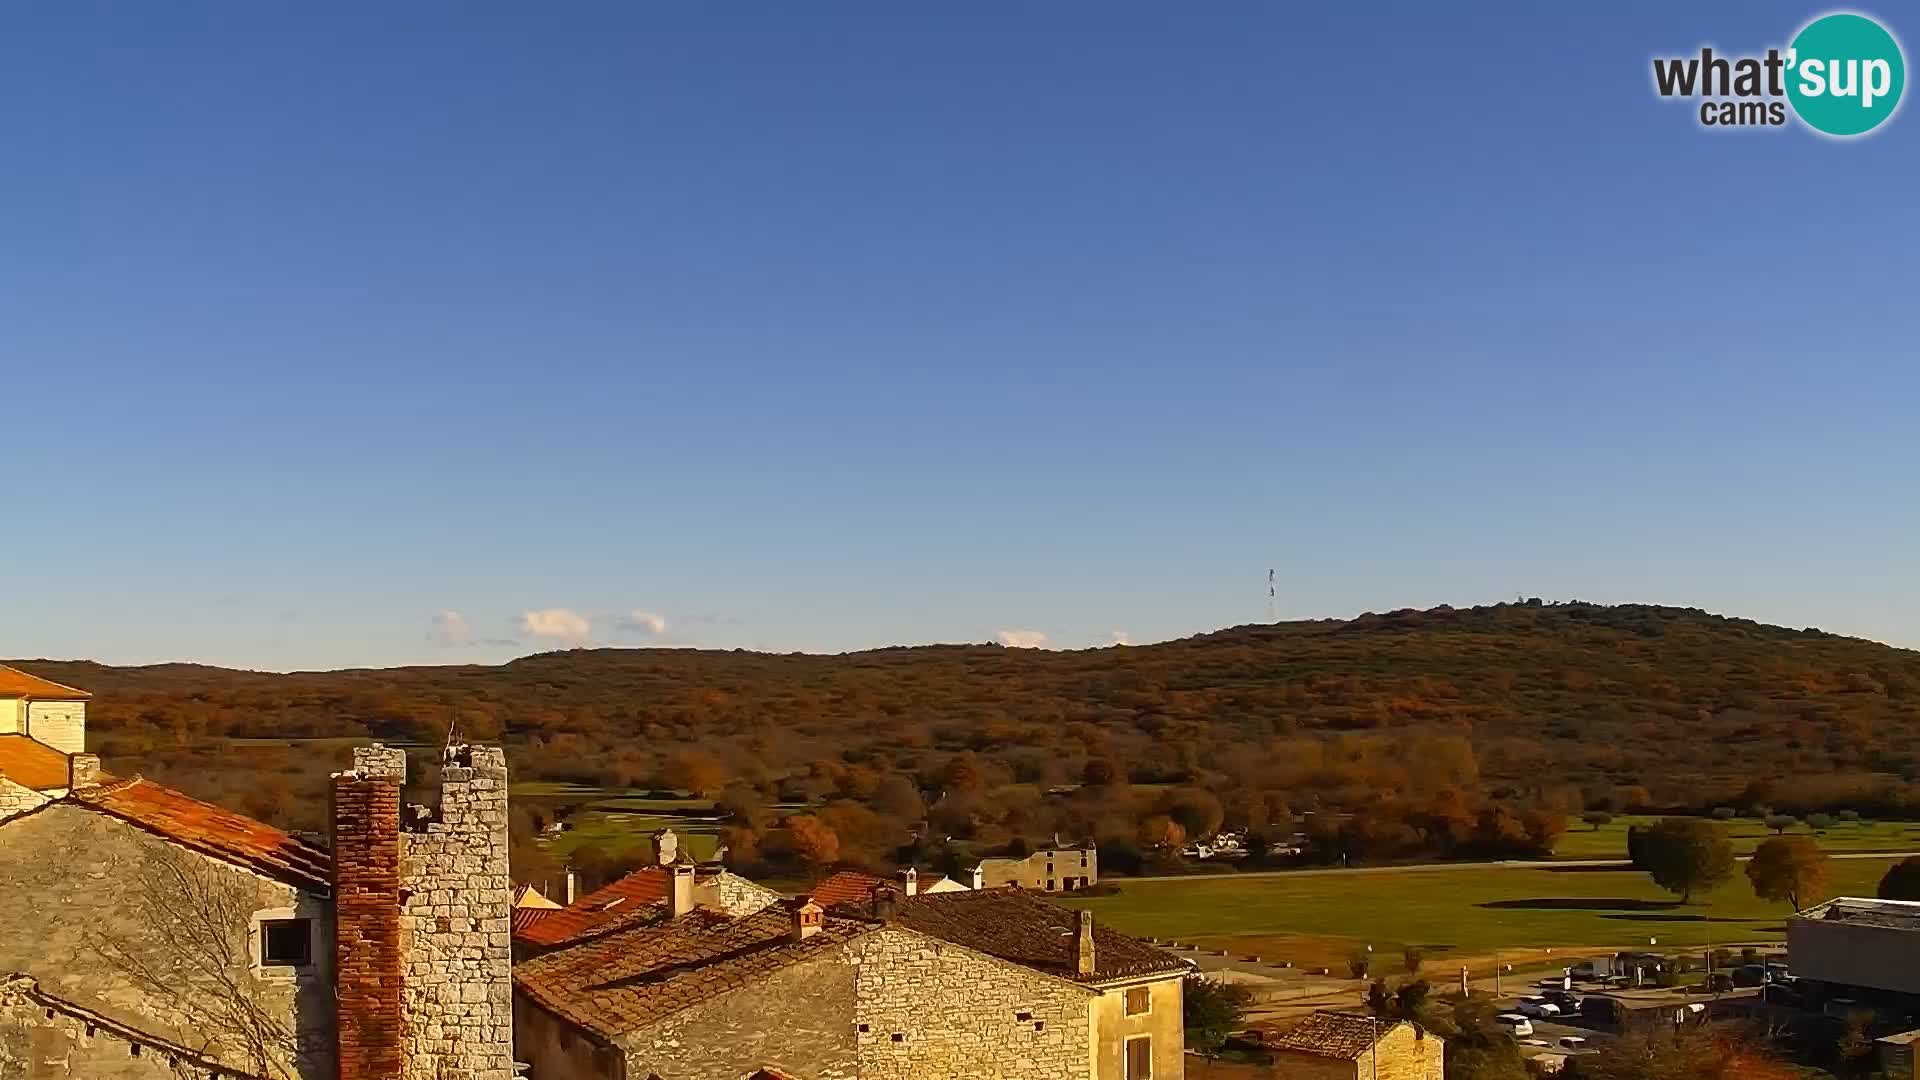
[1267,568,1277,623]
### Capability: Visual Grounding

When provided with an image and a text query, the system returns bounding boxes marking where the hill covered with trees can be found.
[12,601,1920,876]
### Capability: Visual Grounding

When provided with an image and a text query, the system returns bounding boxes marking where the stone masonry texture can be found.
[398,745,516,1080]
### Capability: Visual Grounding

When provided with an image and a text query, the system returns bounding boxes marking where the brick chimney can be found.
[792,899,823,942]
[896,867,918,897]
[66,753,101,790]
[1073,910,1097,977]
[330,745,407,1080]
[669,863,695,917]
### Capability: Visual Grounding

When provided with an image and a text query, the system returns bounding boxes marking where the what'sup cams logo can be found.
[1653,11,1905,136]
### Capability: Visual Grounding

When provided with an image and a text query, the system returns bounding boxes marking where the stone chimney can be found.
[872,884,901,922]
[330,743,516,1080]
[669,863,695,917]
[653,827,680,866]
[1073,910,1097,977]
[792,899,824,942]
[66,753,101,790]
[896,867,918,897]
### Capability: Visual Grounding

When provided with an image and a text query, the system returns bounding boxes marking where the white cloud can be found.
[996,629,1050,649]
[430,610,473,646]
[519,608,592,643]
[620,610,669,637]
[1108,630,1134,647]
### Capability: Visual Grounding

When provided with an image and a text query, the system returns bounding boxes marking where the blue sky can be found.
[2,3,1915,670]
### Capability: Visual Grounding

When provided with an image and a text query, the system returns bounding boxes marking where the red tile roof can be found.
[0,735,73,791]
[513,908,557,935]
[0,665,90,700]
[514,866,673,947]
[809,869,886,906]
[514,904,868,1038]
[71,777,332,893]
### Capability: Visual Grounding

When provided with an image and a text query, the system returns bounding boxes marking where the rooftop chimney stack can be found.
[872,884,901,922]
[653,827,680,866]
[565,868,577,905]
[1074,910,1097,977]
[896,867,918,897]
[792,899,824,942]
[67,753,101,790]
[670,863,695,917]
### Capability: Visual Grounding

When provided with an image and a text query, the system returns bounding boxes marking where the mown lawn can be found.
[1552,815,1920,860]
[1059,858,1902,969]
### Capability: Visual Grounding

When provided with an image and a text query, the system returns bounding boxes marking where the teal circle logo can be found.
[1787,13,1905,136]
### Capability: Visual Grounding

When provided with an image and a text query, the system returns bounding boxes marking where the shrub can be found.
[1805,813,1834,831]
[1711,807,1737,820]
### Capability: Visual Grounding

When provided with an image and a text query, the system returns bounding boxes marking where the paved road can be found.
[1120,849,1920,884]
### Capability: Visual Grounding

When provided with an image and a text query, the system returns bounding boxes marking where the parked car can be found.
[1516,997,1562,1018]
[1542,989,1583,1010]
[1494,1014,1536,1038]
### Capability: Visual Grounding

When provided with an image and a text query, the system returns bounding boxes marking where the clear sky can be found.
[2,3,1915,670]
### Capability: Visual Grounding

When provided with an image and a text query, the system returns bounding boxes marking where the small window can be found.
[1124,986,1151,1015]
[857,1023,869,1033]
[1015,1011,1033,1022]
[891,1033,906,1043]
[1125,1034,1152,1079]
[1046,879,1056,891]
[1034,1020,1045,1032]
[261,919,312,967]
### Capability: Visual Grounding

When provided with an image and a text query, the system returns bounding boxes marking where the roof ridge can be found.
[0,664,92,699]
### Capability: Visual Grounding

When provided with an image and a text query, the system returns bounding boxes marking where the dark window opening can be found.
[1034,1020,1046,1031]
[1016,1011,1033,1022]
[262,919,312,966]
[858,1024,869,1033]
[891,1033,906,1043]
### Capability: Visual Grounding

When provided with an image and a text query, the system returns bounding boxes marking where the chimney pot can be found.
[67,753,101,790]
[896,867,918,897]
[669,863,695,917]
[792,899,824,942]
[653,828,680,866]
[1074,909,1097,976]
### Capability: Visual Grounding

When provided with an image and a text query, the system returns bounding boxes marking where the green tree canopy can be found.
[1639,817,1735,903]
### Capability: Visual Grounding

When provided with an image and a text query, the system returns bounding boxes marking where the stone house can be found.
[512,829,785,960]
[514,886,1188,1080]
[1265,1012,1444,1080]
[972,843,1098,892]
[0,669,518,1080]
[809,867,969,906]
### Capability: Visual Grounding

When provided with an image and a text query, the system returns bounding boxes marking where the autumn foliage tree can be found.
[785,815,841,877]
[1745,835,1830,911]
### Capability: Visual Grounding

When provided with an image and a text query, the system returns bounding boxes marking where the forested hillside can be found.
[13,602,1920,876]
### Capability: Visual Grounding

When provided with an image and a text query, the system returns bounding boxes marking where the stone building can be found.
[972,842,1098,892]
[512,828,785,959]
[809,867,969,906]
[514,885,1187,1080]
[0,665,519,1080]
[1265,1012,1444,1080]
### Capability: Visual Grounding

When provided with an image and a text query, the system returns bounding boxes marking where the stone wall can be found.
[975,848,1098,891]
[397,744,515,1080]
[333,743,516,1080]
[0,775,50,823]
[24,702,85,756]
[620,952,857,1080]
[0,802,331,1079]
[851,928,1093,1080]
[0,975,236,1079]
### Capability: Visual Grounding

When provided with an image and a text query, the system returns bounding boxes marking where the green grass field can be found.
[1059,857,1904,971]
[1551,815,1920,860]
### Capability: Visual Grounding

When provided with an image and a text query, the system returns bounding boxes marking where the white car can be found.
[1516,997,1562,1018]
[1494,1014,1535,1038]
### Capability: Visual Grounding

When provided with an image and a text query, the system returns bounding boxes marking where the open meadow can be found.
[1551,814,1920,860]
[1059,856,1905,973]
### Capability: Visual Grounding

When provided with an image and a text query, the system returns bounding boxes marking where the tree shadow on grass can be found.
[1479,898,1682,912]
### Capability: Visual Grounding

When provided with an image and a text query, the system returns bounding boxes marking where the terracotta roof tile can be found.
[71,777,332,893]
[513,908,557,935]
[0,665,91,700]
[514,904,869,1038]
[809,869,885,906]
[851,888,1187,984]
[0,735,73,791]
[513,866,674,947]
[1268,1012,1404,1058]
